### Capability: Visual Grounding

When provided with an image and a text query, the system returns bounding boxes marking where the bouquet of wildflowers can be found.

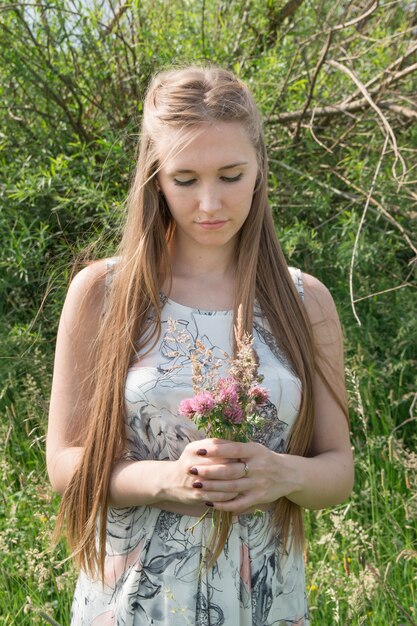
[179,373,267,442]
[177,307,269,567]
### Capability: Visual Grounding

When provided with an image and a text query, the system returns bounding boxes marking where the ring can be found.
[243,461,249,477]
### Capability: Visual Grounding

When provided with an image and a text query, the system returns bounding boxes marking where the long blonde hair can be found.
[55,65,346,579]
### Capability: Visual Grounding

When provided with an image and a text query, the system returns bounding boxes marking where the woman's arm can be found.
[183,273,354,514]
[285,271,354,508]
[46,260,107,494]
[46,264,239,511]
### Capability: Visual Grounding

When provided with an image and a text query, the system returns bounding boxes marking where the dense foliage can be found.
[1,1,416,623]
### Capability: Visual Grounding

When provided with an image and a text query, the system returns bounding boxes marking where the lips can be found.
[197,220,228,229]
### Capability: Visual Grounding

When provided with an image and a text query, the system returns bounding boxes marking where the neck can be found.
[168,238,236,280]
[164,238,237,310]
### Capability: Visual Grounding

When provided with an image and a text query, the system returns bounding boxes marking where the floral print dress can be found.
[70,267,309,626]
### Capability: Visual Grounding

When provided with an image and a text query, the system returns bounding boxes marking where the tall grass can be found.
[305,372,417,624]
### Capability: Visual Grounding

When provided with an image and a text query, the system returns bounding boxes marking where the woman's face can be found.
[156,121,259,257]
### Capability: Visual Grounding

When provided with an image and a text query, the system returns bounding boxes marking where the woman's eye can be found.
[173,173,243,186]
[221,173,243,183]
[173,178,195,187]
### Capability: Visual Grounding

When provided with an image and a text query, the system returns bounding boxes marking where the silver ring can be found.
[243,462,249,477]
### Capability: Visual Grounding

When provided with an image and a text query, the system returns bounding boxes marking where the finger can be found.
[195,478,249,494]
[211,494,255,513]
[191,440,249,460]
[192,462,246,480]
[195,489,239,503]
[185,438,233,453]
[190,456,237,466]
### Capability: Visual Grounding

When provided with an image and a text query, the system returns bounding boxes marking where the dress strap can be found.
[287,266,304,302]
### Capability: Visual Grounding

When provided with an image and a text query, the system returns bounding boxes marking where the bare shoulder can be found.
[60,257,115,334]
[68,257,111,295]
[301,272,340,327]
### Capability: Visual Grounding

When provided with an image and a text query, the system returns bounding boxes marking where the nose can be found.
[198,183,222,213]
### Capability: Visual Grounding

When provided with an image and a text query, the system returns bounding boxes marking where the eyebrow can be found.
[171,161,248,174]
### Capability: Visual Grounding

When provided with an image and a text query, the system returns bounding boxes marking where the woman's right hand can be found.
[156,438,244,508]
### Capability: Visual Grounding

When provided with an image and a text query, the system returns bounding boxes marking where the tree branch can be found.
[331,0,378,32]
[273,98,417,122]
[272,159,417,261]
[349,135,389,326]
[326,168,417,260]
[382,102,417,120]
[276,0,306,23]
[341,42,417,105]
[264,0,306,48]
[270,159,358,202]
[327,58,406,180]
[102,1,130,37]
[292,30,333,142]
[270,37,417,131]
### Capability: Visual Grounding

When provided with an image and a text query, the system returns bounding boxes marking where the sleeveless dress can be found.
[70,267,309,626]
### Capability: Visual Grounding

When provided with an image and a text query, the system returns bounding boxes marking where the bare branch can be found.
[307,109,335,153]
[353,276,416,303]
[341,42,417,105]
[0,3,81,17]
[274,98,417,122]
[328,169,417,259]
[384,61,417,87]
[276,0,306,23]
[273,159,417,262]
[331,0,379,32]
[292,30,333,142]
[266,52,301,122]
[102,1,130,36]
[264,0,306,48]
[10,7,90,136]
[231,0,251,56]
[17,51,92,142]
[271,45,417,127]
[327,59,406,181]
[349,135,389,326]
[270,159,358,202]
[383,102,417,120]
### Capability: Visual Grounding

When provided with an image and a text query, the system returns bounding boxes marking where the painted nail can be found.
[205,502,214,507]
[192,481,203,489]
[196,449,207,456]
[190,467,199,475]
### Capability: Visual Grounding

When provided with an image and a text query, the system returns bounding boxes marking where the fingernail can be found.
[197,449,207,456]
[190,467,199,475]
[192,481,203,489]
[205,501,214,507]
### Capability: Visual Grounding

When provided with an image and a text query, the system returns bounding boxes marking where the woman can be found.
[47,65,354,625]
